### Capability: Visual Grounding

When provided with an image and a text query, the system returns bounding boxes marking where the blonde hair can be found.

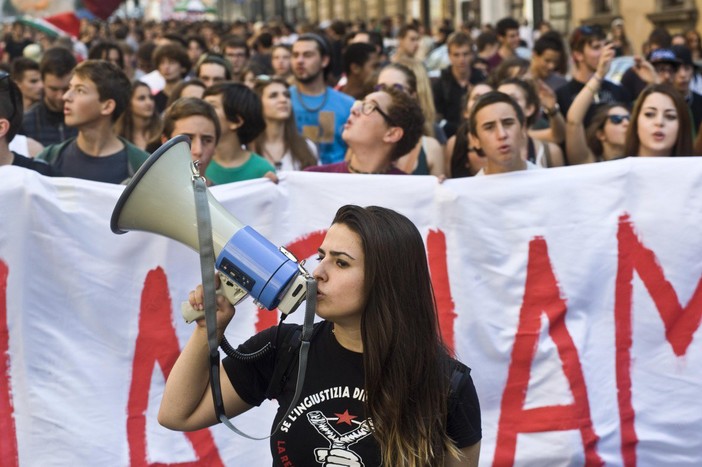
[395,57,436,137]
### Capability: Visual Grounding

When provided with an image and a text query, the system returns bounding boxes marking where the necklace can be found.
[295,86,329,113]
[262,143,287,169]
[347,160,390,174]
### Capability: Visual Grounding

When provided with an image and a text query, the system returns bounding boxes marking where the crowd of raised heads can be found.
[1,14,701,183]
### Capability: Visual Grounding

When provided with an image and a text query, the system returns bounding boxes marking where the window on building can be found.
[544,0,570,34]
[460,0,481,25]
[594,0,614,14]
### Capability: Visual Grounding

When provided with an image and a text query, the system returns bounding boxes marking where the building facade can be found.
[466,0,701,54]
[218,0,701,55]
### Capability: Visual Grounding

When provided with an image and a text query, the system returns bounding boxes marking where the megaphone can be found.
[111,135,308,319]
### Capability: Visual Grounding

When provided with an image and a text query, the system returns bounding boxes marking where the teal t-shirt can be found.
[205,153,276,185]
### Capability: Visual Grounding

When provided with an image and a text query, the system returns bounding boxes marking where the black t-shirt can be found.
[433,67,487,139]
[55,139,129,184]
[4,38,33,61]
[223,321,482,466]
[556,78,633,127]
[688,92,702,132]
[154,90,169,114]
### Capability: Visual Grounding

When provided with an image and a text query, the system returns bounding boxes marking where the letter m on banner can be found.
[494,238,603,466]
[615,215,702,467]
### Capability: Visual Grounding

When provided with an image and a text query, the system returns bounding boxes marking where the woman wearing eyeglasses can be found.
[305,85,424,174]
[250,76,318,171]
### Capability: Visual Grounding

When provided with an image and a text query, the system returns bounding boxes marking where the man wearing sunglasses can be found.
[556,25,632,126]
[0,72,57,176]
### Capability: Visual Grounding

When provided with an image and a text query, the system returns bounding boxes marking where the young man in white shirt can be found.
[468,91,537,175]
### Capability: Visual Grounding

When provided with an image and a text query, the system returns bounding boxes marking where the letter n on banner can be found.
[128,267,224,466]
[0,261,19,467]
[494,238,602,467]
[615,215,702,467]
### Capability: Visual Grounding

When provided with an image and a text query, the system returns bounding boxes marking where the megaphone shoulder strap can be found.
[192,175,316,441]
[193,177,229,421]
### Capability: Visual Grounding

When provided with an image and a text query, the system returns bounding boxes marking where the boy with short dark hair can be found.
[392,25,420,62]
[556,26,631,124]
[22,46,78,146]
[161,96,220,180]
[530,31,568,92]
[433,32,486,138]
[486,17,521,71]
[152,43,192,113]
[36,60,148,184]
[10,57,43,111]
[469,91,536,175]
[202,83,275,185]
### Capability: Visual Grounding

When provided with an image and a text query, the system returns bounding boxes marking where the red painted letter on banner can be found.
[0,261,18,467]
[253,231,328,333]
[615,215,702,467]
[494,238,602,467]
[128,267,224,466]
[427,229,457,354]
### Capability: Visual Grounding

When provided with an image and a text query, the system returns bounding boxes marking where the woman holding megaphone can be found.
[158,205,482,467]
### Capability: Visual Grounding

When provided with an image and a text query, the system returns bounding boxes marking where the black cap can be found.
[648,48,681,66]
[671,45,694,67]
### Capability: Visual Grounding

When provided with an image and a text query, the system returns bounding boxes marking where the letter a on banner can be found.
[128,268,224,466]
[494,238,603,467]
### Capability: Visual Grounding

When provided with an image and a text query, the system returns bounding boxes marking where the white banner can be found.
[1,158,701,467]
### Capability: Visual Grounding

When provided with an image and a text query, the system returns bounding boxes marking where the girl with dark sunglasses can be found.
[566,42,632,164]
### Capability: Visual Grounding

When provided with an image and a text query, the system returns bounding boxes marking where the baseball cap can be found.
[648,48,681,66]
[671,45,694,67]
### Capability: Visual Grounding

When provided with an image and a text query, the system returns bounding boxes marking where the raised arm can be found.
[158,285,252,431]
[529,79,565,144]
[565,43,615,165]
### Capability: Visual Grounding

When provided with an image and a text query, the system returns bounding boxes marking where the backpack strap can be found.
[266,322,324,399]
[38,138,74,165]
[448,360,469,409]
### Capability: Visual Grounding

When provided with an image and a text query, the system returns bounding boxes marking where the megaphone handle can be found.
[181,272,249,323]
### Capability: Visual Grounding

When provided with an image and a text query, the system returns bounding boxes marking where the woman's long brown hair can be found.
[251,77,317,169]
[114,81,162,147]
[624,83,693,157]
[333,205,460,466]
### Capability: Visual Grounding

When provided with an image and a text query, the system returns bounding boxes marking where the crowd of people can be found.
[3,12,702,466]
[2,14,701,185]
